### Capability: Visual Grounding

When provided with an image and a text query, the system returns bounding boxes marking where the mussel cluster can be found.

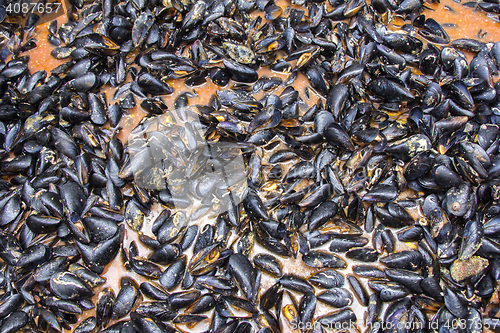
[0,0,500,332]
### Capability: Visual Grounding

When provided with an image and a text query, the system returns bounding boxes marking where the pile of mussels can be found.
[1,0,500,331]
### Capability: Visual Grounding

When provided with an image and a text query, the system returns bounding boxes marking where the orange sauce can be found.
[25,20,66,72]
[16,0,69,72]
[424,0,500,42]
